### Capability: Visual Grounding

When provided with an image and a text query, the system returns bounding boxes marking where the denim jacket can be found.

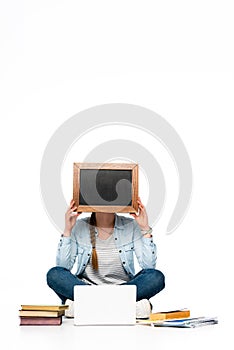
[56,214,157,278]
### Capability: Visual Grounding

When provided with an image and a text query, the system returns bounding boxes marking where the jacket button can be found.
[115,237,117,240]
[123,261,126,264]
[119,250,122,253]
[152,251,154,254]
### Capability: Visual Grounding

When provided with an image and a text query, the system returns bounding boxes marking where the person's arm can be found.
[131,197,157,268]
[56,200,81,270]
[130,197,152,236]
[63,199,80,237]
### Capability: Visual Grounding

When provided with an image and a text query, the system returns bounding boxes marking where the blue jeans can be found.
[46,266,165,303]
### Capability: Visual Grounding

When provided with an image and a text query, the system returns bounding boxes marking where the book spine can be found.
[19,311,64,317]
[19,316,62,325]
[21,305,68,311]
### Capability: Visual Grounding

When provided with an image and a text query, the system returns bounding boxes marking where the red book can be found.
[20,316,62,326]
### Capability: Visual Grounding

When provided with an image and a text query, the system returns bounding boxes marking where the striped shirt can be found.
[80,233,130,285]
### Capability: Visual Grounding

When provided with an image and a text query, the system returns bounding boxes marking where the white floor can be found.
[1,284,232,350]
[1,304,228,350]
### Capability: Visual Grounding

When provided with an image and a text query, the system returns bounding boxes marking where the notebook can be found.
[151,316,218,328]
[74,284,136,326]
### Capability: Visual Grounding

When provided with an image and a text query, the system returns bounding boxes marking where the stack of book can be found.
[137,308,218,328]
[19,305,69,326]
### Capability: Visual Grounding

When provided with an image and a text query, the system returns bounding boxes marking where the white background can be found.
[0,1,233,349]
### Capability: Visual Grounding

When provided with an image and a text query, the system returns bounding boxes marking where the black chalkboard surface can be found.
[79,169,132,206]
[73,163,138,213]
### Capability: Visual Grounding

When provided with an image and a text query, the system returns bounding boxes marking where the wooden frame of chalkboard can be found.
[73,163,139,213]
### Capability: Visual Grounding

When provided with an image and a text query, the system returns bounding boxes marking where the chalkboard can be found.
[73,163,139,213]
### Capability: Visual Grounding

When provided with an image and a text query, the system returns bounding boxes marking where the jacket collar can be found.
[114,214,125,230]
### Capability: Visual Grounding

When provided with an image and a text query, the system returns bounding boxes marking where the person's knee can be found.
[144,268,165,291]
[46,266,64,287]
[154,269,165,291]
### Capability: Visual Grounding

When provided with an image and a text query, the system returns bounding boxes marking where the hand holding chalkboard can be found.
[73,163,139,213]
[63,199,82,236]
[130,197,150,231]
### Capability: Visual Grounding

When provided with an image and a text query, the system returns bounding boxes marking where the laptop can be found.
[73,284,136,326]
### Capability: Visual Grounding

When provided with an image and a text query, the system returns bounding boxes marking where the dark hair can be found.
[89,212,98,270]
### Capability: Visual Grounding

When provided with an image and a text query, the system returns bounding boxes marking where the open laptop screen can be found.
[74,285,136,326]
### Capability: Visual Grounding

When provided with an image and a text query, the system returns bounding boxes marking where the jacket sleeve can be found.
[56,225,78,271]
[133,221,157,269]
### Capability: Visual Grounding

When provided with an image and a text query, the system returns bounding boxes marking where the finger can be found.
[137,200,144,209]
[66,207,73,215]
[130,213,137,218]
[70,199,77,208]
[138,204,145,212]
[70,204,77,211]
[67,210,77,218]
[69,209,77,216]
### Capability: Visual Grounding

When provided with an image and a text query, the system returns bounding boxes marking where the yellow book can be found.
[149,309,190,321]
[21,305,69,312]
[19,310,65,317]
